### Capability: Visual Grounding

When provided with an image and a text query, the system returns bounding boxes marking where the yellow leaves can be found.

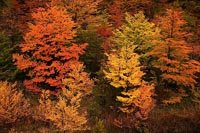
[36,89,89,131]
[115,12,160,52]
[103,12,156,119]
[62,63,94,95]
[0,81,30,124]
[52,0,103,30]
[104,45,144,88]
[34,62,93,131]
[191,87,200,104]
[117,84,155,119]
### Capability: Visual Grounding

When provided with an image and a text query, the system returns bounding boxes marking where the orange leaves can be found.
[156,8,187,38]
[117,84,155,120]
[30,6,76,44]
[12,54,36,70]
[150,8,200,89]
[13,4,88,92]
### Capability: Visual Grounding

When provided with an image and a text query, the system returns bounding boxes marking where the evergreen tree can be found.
[0,31,18,81]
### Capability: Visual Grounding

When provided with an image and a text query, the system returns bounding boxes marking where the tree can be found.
[149,9,200,89]
[103,12,155,120]
[103,45,144,89]
[111,12,160,63]
[0,31,18,81]
[117,84,154,120]
[104,12,160,82]
[52,0,103,31]
[11,0,51,33]
[13,5,87,92]
[103,45,155,119]
[100,11,160,65]
[110,0,153,16]
[0,81,30,125]
[37,90,89,131]
[103,45,155,120]
[36,64,93,131]
[77,31,104,76]
[108,0,123,28]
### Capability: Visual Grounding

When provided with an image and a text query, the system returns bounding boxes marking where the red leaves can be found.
[108,1,123,28]
[97,26,113,38]
[23,80,41,93]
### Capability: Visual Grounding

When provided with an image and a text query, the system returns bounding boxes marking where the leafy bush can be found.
[35,82,92,132]
[92,118,107,133]
[0,81,30,125]
[147,103,200,132]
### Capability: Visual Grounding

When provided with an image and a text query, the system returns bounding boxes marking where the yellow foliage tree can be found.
[36,63,93,131]
[104,45,154,119]
[62,63,94,95]
[103,45,144,89]
[37,90,89,132]
[52,0,103,30]
[103,12,155,120]
[0,81,30,125]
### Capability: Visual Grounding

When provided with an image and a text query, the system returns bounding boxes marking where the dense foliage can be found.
[0,0,199,132]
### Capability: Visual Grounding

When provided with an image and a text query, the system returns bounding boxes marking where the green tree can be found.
[76,31,104,76]
[0,31,18,81]
[111,12,160,66]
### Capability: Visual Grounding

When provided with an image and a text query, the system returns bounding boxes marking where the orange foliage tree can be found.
[13,5,87,92]
[149,9,200,89]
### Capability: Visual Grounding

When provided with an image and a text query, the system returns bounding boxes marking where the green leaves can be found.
[0,31,18,81]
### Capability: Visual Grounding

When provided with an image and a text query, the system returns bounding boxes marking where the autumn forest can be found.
[0,0,200,132]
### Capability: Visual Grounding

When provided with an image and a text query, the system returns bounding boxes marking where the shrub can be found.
[0,81,30,125]
[35,89,90,132]
[92,118,107,133]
